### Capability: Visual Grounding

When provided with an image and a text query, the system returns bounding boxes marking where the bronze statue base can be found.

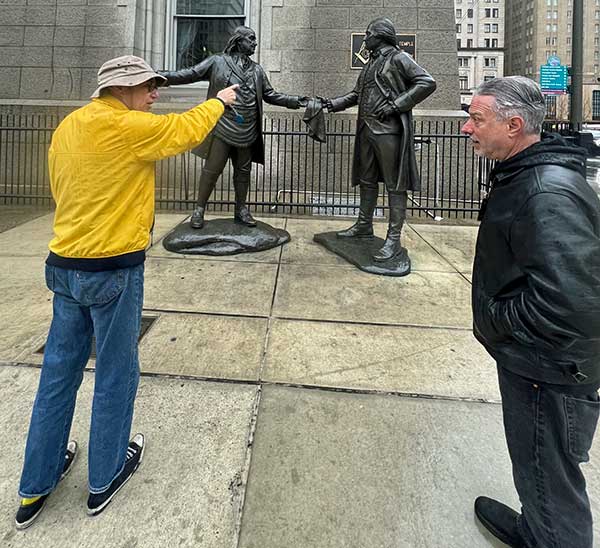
[163,218,290,255]
[313,231,411,277]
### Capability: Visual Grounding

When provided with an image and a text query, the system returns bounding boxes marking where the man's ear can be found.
[507,116,525,138]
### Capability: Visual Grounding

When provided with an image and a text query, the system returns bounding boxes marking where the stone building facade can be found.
[0,0,460,111]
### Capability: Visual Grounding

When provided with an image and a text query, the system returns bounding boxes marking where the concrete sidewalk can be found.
[0,209,598,548]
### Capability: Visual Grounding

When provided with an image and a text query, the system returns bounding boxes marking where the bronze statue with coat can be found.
[160,26,308,228]
[321,17,436,262]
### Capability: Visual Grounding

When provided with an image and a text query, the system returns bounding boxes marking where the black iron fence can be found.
[1,113,494,219]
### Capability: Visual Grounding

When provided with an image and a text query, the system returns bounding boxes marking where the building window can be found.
[484,38,491,47]
[483,75,495,82]
[484,57,497,68]
[468,24,474,33]
[545,95,557,119]
[491,23,498,32]
[173,0,246,70]
[546,37,551,45]
[485,8,491,17]
[552,36,557,45]
[593,90,600,120]
[492,38,498,47]
[457,38,462,49]
[467,38,473,47]
[467,8,473,17]
[456,23,462,32]
[458,57,470,67]
[456,8,462,18]
[484,23,490,32]
[492,8,499,17]
[459,76,469,90]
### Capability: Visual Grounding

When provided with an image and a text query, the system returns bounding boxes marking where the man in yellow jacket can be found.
[15,55,238,529]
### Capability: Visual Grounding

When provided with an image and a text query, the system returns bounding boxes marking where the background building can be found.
[504,0,600,121]
[0,0,460,112]
[455,0,505,107]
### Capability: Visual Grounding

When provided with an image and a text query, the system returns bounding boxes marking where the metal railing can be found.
[1,113,493,219]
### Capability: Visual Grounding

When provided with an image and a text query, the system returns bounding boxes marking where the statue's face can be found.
[364,26,385,52]
[237,32,257,56]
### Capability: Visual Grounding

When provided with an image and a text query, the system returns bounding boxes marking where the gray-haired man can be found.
[463,76,600,547]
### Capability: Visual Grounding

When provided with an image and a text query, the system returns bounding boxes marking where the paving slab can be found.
[239,385,600,548]
[149,213,188,246]
[0,207,52,235]
[148,216,286,263]
[0,365,257,548]
[410,223,478,274]
[282,218,456,273]
[263,319,499,401]
[273,264,472,328]
[144,257,278,316]
[138,312,268,380]
[0,256,51,362]
[0,213,53,257]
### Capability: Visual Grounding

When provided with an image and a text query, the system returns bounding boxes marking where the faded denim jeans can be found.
[498,365,599,548]
[19,263,144,496]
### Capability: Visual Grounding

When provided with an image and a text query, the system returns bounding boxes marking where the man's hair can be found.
[475,76,546,135]
[224,26,255,55]
[367,17,398,47]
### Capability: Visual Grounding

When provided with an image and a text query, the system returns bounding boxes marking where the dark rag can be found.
[302,98,327,143]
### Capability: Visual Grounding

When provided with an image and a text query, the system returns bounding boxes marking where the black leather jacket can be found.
[472,134,600,389]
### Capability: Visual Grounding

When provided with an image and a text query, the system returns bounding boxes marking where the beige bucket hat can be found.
[91,55,167,98]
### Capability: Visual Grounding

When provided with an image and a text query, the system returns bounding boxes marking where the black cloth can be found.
[473,133,600,390]
[302,98,326,143]
[497,365,599,548]
[159,54,303,165]
[328,47,436,191]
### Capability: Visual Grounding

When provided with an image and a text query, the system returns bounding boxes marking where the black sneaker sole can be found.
[87,440,145,517]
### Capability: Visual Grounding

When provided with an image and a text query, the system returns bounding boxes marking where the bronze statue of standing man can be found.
[160,26,309,229]
[321,18,436,263]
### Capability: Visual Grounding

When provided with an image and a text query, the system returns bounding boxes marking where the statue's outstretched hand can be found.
[298,96,310,108]
[216,84,239,106]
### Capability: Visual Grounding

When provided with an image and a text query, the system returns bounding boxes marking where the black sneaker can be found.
[474,496,527,548]
[87,433,145,517]
[15,441,78,530]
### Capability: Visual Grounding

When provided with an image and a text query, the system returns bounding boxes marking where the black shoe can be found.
[190,207,205,229]
[234,206,257,227]
[474,496,527,548]
[336,222,374,238]
[373,239,402,262]
[15,441,78,530]
[87,433,145,517]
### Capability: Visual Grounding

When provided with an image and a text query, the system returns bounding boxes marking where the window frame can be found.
[165,0,250,73]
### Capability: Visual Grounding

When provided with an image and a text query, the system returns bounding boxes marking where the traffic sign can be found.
[540,64,568,93]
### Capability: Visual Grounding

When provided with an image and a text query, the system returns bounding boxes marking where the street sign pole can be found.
[570,0,584,125]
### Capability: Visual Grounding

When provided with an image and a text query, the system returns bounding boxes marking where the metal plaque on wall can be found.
[350,33,417,69]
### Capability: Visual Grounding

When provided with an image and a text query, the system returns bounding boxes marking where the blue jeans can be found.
[19,263,144,497]
[498,365,600,548]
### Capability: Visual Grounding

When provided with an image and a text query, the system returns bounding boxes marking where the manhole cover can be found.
[36,315,158,359]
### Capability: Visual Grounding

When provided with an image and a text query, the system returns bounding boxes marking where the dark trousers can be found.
[203,137,252,180]
[356,125,401,191]
[498,365,599,548]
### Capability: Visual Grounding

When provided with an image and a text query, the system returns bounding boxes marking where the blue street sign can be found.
[540,64,568,93]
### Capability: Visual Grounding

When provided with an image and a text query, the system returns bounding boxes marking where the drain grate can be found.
[36,315,158,359]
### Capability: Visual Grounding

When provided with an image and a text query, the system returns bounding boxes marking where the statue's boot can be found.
[190,169,220,229]
[373,191,407,262]
[233,176,257,227]
[336,186,378,238]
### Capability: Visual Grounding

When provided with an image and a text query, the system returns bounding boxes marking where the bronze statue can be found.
[320,18,436,262]
[160,26,309,228]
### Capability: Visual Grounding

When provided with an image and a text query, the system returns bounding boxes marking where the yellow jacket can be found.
[47,94,224,269]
